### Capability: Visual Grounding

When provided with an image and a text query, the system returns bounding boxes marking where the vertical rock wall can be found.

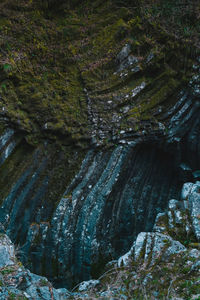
[0,128,187,288]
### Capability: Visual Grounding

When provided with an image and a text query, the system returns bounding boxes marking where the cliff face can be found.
[0,181,199,299]
[0,111,199,289]
[0,0,200,295]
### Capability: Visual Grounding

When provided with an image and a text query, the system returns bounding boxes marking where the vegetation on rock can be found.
[72,182,200,299]
[0,0,199,147]
[0,1,200,298]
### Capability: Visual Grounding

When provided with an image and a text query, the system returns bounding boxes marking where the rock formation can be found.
[72,181,200,299]
[0,0,199,298]
[0,181,199,299]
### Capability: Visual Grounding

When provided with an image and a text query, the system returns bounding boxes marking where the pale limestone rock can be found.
[78,280,100,292]
[0,234,15,268]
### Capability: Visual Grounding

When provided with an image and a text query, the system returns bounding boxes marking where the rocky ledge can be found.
[0,180,199,299]
[72,181,200,299]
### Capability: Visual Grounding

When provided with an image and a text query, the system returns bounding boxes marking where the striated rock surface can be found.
[0,100,200,288]
[1,181,199,299]
[74,182,200,299]
[0,0,199,295]
[0,130,187,288]
[0,121,199,290]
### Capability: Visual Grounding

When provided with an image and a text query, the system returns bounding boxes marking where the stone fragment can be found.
[0,235,15,268]
[117,44,131,63]
[181,182,194,200]
[188,183,200,241]
[78,280,100,292]
[134,232,186,264]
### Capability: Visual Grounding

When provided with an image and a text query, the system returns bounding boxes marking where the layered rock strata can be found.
[0,0,199,292]
[74,181,200,299]
[1,180,199,299]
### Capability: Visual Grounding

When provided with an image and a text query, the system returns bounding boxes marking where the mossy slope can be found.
[0,0,199,147]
